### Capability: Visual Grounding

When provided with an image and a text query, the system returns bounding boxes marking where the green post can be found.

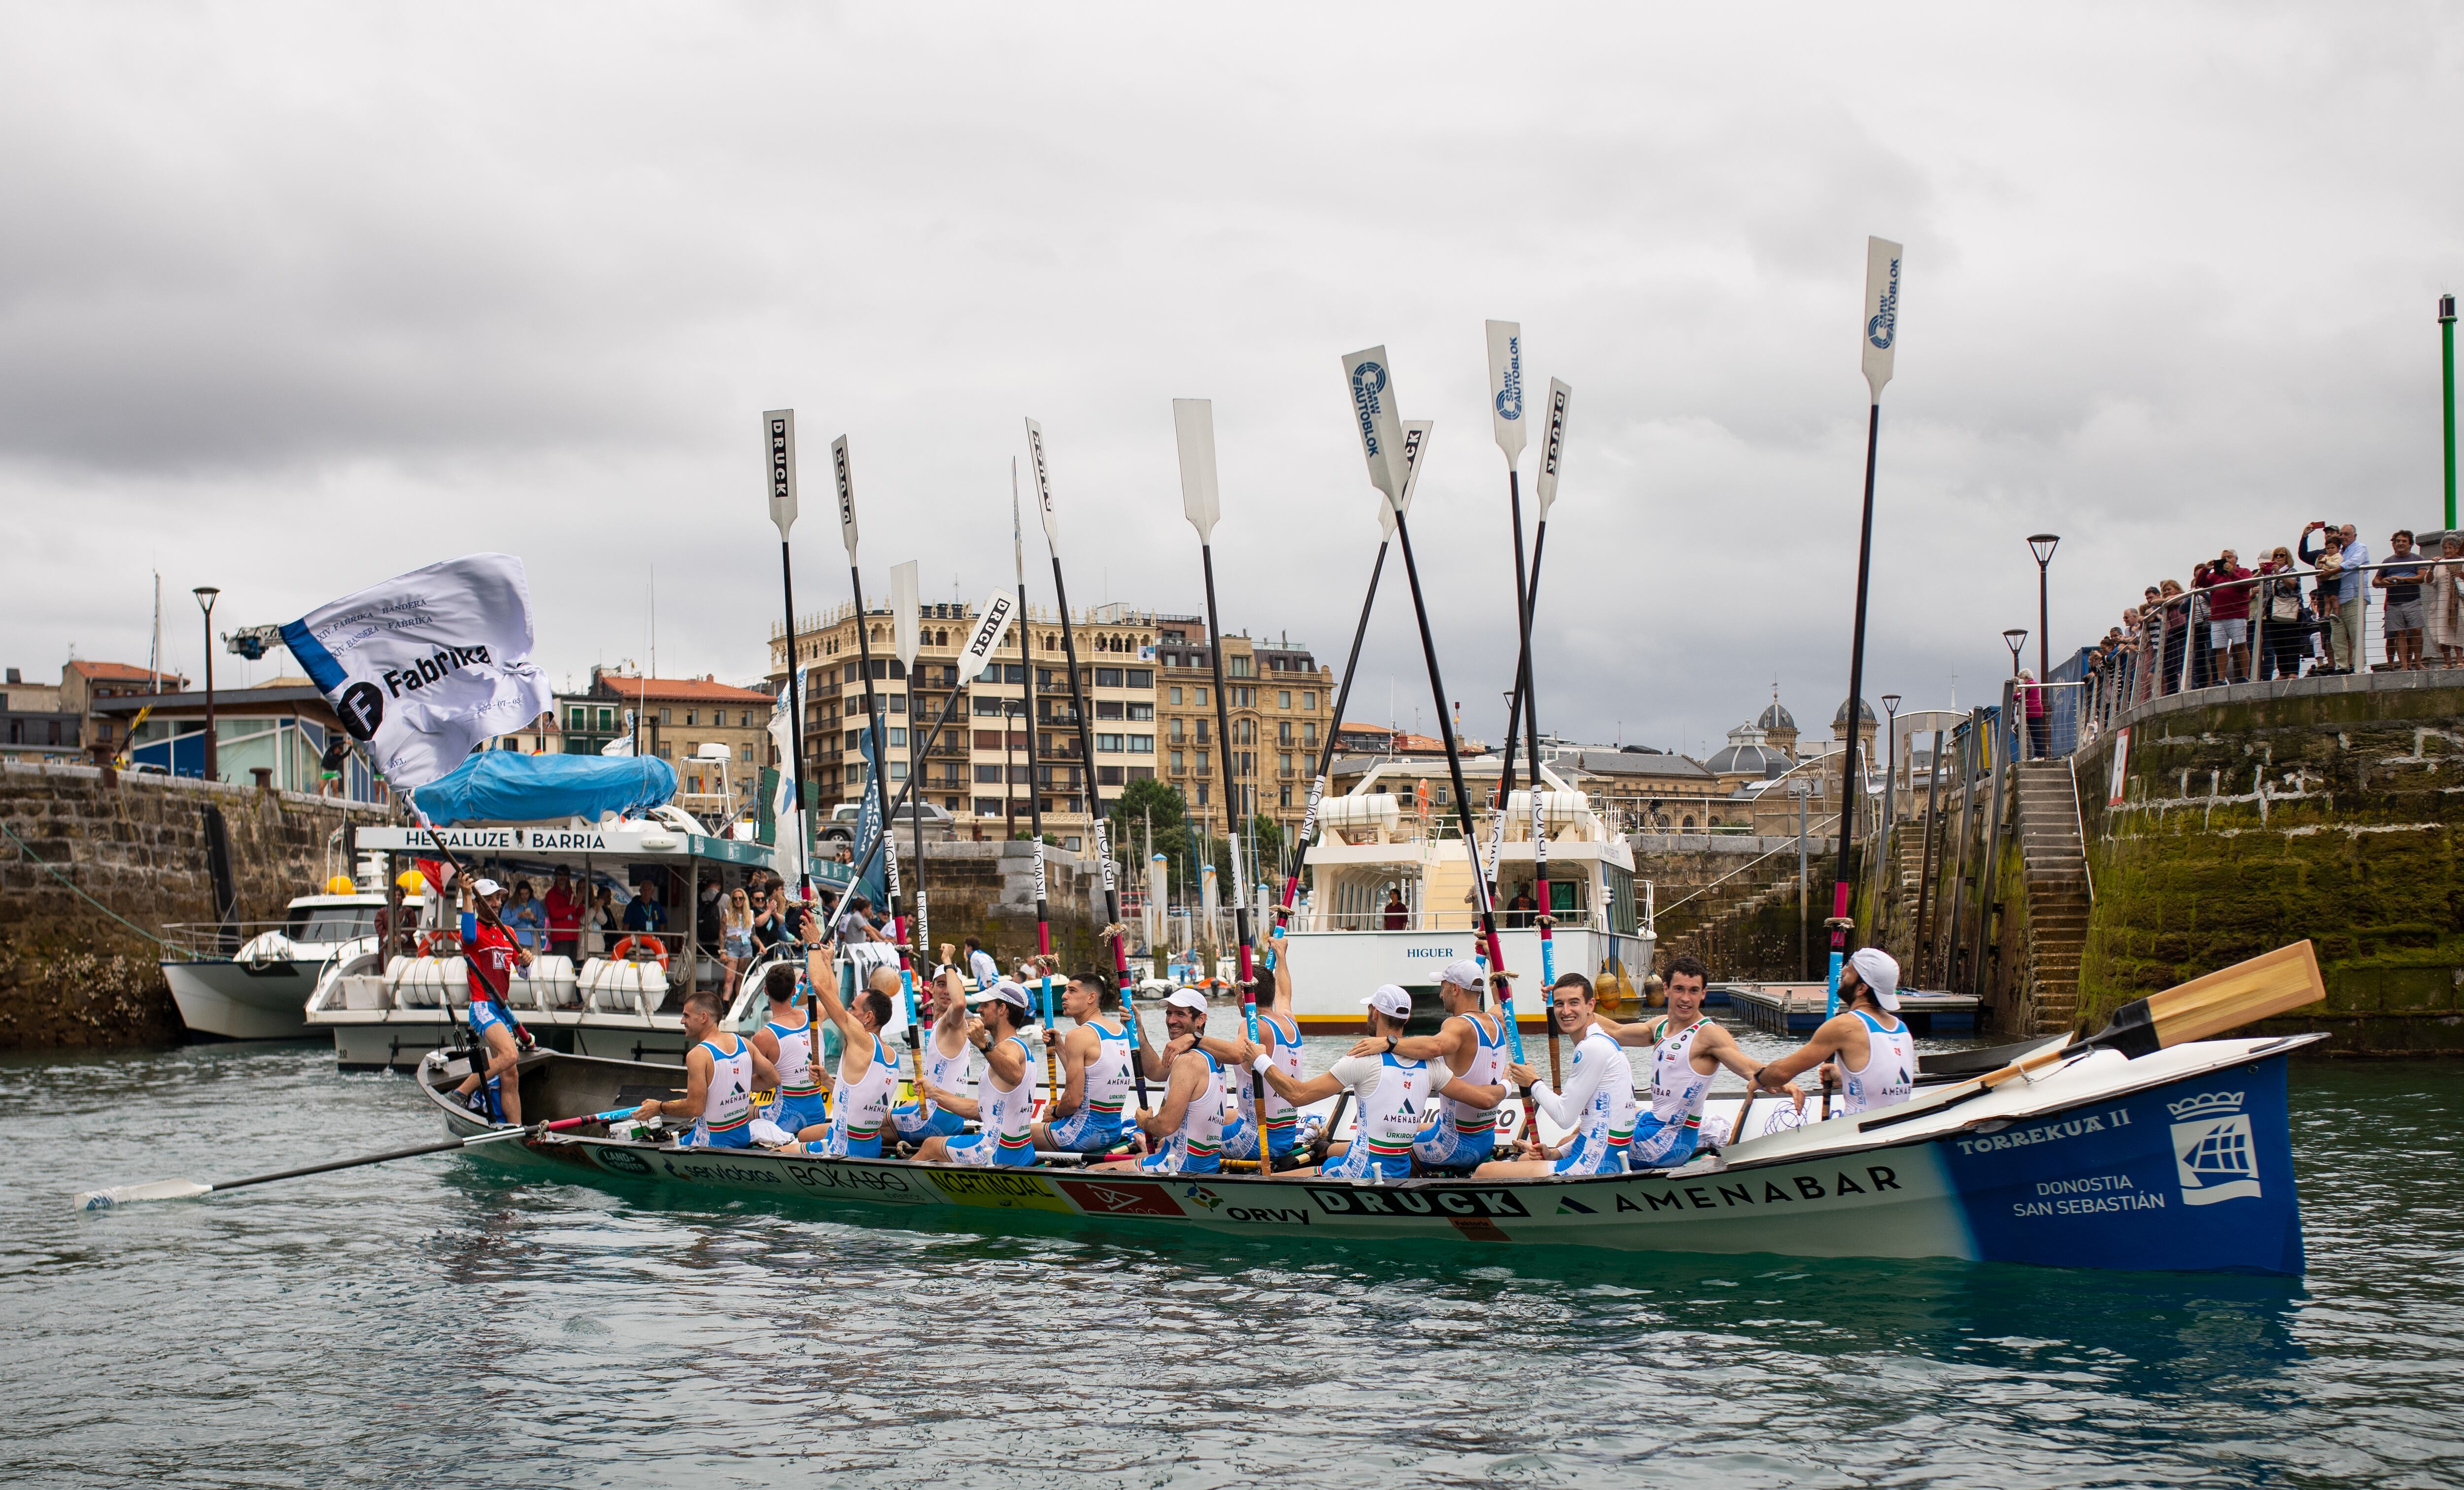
[2442,294,2456,532]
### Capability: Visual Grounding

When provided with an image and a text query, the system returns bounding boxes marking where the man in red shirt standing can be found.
[452,877,535,1125]
[2195,548,2255,684]
[543,866,583,963]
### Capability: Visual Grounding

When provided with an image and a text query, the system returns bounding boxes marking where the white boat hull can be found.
[162,958,331,1040]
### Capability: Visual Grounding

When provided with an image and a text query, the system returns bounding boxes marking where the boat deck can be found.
[1714,982,1979,1035]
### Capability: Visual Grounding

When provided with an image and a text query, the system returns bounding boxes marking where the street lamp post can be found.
[193,586,220,782]
[2028,534,2060,683]
[1880,693,1902,834]
[2003,629,2028,678]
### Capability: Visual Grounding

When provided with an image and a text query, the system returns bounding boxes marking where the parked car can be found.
[819,799,956,845]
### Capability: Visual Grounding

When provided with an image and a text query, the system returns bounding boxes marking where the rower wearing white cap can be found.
[1341,958,1509,1173]
[889,967,976,1148]
[1102,988,1224,1175]
[1253,984,1439,1183]
[914,981,1039,1167]
[1749,947,1915,1117]
[449,876,534,1125]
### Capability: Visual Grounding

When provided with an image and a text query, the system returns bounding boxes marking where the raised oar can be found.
[1338,346,1537,1123]
[890,557,930,1098]
[1025,418,1150,1109]
[1172,397,1271,1139]
[72,1109,630,1211]
[832,437,925,1045]
[1521,378,1573,1084]
[1478,322,1532,963]
[1266,419,1426,944]
[1858,940,2324,1132]
[1821,237,1904,1017]
[763,410,816,899]
[1011,467,1063,1105]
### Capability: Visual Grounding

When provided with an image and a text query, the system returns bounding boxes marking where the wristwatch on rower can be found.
[1384,1035,1398,1054]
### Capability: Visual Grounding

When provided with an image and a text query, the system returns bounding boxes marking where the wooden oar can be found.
[71,1109,631,1211]
[1861,940,2324,1133]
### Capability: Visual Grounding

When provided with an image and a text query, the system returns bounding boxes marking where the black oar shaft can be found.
[212,1132,517,1193]
[1826,403,1884,985]
[779,540,811,895]
[1016,577,1063,1099]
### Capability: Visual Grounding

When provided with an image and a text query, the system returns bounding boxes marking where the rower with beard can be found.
[1746,948,1914,1118]
[1596,953,1800,1161]
[890,967,975,1151]
[1341,959,1510,1173]
[1181,959,1306,1168]
[914,981,1038,1168]
[1096,988,1223,1176]
[1029,971,1139,1157]
[632,989,780,1149]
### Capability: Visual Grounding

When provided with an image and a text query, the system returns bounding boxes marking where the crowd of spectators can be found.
[2082,522,2464,710]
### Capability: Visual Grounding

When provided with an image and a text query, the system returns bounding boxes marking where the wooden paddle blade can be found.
[2090,941,2325,1057]
[73,1179,212,1211]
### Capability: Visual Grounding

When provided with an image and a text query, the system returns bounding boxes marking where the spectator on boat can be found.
[582,886,618,957]
[1342,957,1509,1174]
[792,935,903,1159]
[1505,888,1538,929]
[622,879,666,955]
[2195,548,2255,684]
[1748,947,1914,1117]
[750,887,787,956]
[720,886,755,995]
[631,988,777,1150]
[914,981,1040,1168]
[450,877,536,1127]
[2426,534,2464,667]
[963,935,1000,990]
[1381,887,1409,930]
[2375,529,2428,671]
[696,877,725,958]
[506,880,544,953]
[1100,988,1225,1175]
[1584,954,1788,1161]
[544,868,582,962]
[893,968,977,1149]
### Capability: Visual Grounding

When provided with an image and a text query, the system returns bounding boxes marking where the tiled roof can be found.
[68,661,182,683]
[598,675,775,703]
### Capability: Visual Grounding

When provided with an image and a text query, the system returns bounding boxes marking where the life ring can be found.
[611,936,671,968]
[1414,780,1432,817]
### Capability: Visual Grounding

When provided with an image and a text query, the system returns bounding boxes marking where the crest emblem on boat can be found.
[2167,1090,2260,1206]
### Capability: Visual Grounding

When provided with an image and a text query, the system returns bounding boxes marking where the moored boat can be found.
[161,874,389,1041]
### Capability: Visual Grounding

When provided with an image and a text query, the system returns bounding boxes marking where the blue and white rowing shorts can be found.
[1411,1118,1496,1170]
[1624,1113,1699,1170]
[765,1093,831,1136]
[944,1131,1035,1167]
[1323,1140,1412,1183]
[1216,1118,1300,1163]
[889,1101,965,1141]
[1553,1126,1637,1177]
[804,1117,883,1160]
[1138,1134,1219,1175]
[1044,1107,1127,1153]
[681,1122,754,1151]
[467,1000,515,1042]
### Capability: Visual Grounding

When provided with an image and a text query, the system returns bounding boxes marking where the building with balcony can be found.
[1153,621,1332,839]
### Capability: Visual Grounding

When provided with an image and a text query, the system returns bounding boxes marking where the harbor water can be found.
[2,1026,2460,1488]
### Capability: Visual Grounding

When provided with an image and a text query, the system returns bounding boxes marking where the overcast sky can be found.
[7,5,2461,758]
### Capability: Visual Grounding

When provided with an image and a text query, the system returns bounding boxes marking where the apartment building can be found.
[1152,620,1333,840]
[572,669,775,817]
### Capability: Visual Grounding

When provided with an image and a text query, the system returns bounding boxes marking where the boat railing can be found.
[158,919,367,962]
[1296,908,1618,934]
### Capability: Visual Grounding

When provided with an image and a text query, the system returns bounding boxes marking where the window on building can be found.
[976,797,1004,815]
[1169,750,1184,773]
[1095,732,1124,753]
[1197,750,1209,774]
[1128,734,1153,753]
[740,744,753,762]
[1127,669,1152,688]
[685,710,698,726]
[889,695,906,714]
[1278,690,1291,710]
[567,707,585,732]
[1196,783,1209,806]
[597,707,614,731]
[1279,786,1292,808]
[1229,655,1252,677]
[657,743,673,758]
[1095,667,1123,688]
[1304,722,1316,745]
[1097,765,1124,786]
[1127,701,1153,721]
[1169,686,1182,706]
[1303,691,1315,711]
[1129,766,1154,782]
[1096,699,1124,720]
[1169,717,1185,741]
[1279,752,1292,775]
[973,696,1006,717]
[889,728,907,748]
[658,708,672,724]
[1195,687,1207,707]
[975,764,1002,783]
[1278,721,1293,745]
[889,761,907,782]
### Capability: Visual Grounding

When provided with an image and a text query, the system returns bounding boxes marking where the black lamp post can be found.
[2003,628,2028,679]
[193,586,220,782]
[2028,534,2060,682]
[1880,693,1902,829]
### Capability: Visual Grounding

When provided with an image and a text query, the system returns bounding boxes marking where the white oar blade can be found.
[1532,379,1572,520]
[1381,419,1433,537]
[1339,346,1407,505]
[890,560,921,669]
[1862,236,1903,403]
[957,591,1016,685]
[832,435,860,561]
[1485,320,1526,467]
[74,1178,212,1211]
[1172,398,1221,542]
[763,409,798,540]
[1025,418,1062,553]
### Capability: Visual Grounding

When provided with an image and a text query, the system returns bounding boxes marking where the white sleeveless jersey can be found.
[693,1034,756,1143]
[981,1035,1038,1159]
[1837,1009,1915,1115]
[920,1019,974,1114]
[1440,1011,1506,1137]
[833,1033,898,1145]
[1646,1017,1716,1131]
[1347,1053,1437,1167]
[1258,1012,1302,1131]
[1571,1025,1641,1153]
[1171,1052,1226,1163]
[1081,1016,1135,1122]
[767,1012,822,1097]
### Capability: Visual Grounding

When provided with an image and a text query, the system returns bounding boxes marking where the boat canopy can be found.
[411,752,677,827]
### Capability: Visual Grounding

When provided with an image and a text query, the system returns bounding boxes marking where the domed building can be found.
[1832,696,1879,755]
[1703,722,1793,784]
[1755,694,1799,757]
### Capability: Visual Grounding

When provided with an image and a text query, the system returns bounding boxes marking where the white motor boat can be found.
[161,881,388,1041]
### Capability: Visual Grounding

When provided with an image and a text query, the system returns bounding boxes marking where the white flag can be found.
[279,553,554,792]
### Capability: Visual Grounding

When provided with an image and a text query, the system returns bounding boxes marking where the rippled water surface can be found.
[2,1031,2460,1489]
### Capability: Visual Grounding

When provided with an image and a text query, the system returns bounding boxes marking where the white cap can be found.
[1849,947,1901,1012]
[1438,959,1485,991]
[1361,984,1413,1019]
[970,980,1032,1011]
[471,878,504,897]
[1163,988,1210,1012]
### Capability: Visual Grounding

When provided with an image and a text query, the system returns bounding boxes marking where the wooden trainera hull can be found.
[421,1035,2318,1275]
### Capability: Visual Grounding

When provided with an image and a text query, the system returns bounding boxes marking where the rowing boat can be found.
[415,1030,2319,1274]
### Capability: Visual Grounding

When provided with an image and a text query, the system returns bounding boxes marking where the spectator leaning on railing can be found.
[2375,530,2428,671]
[2194,547,2255,685]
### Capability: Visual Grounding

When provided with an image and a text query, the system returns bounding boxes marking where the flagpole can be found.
[1011,468,1062,1104]
[763,412,812,898]
[1025,419,1151,1110]
[1823,237,1904,1019]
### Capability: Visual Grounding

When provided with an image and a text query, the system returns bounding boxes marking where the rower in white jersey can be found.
[1098,988,1223,1175]
[1030,971,1139,1156]
[1747,947,1915,1119]
[890,967,975,1148]
[749,964,828,1136]
[632,989,779,1150]
[915,981,1039,1167]
[1343,959,1510,1173]
[1260,985,1440,1182]
[1182,956,1306,1168]
[1590,954,1801,1163]
[787,930,901,1159]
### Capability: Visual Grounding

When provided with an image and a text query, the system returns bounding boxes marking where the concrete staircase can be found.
[2013,760,2091,1033]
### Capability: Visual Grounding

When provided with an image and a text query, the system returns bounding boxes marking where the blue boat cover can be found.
[411,752,676,826]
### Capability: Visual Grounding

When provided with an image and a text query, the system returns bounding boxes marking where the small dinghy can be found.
[411,944,2327,1275]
